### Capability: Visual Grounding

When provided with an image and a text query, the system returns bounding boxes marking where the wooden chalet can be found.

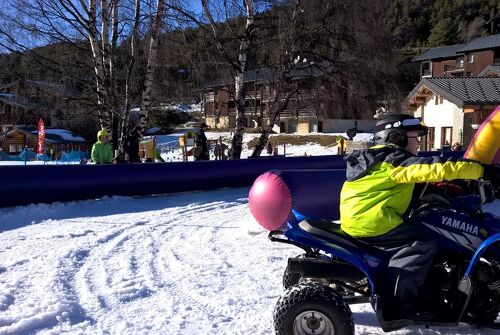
[404,77,500,150]
[1,126,88,157]
[413,34,500,79]
[201,63,375,134]
[0,80,81,133]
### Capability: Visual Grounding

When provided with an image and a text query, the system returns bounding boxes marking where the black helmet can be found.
[373,114,428,148]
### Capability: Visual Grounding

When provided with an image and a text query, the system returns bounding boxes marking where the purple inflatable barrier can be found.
[249,169,346,231]
[0,155,347,208]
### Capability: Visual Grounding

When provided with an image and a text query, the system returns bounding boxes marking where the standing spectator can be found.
[442,140,451,151]
[124,126,143,163]
[336,135,347,155]
[194,122,210,161]
[452,142,463,151]
[91,130,113,164]
[266,140,273,155]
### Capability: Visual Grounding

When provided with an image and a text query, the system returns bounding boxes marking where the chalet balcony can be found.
[444,64,465,75]
[422,69,431,77]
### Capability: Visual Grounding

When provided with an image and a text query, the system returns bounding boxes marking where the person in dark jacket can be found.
[340,114,483,320]
[194,122,210,161]
[124,126,143,163]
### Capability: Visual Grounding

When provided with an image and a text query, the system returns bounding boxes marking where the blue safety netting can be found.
[0,148,37,161]
[59,150,89,162]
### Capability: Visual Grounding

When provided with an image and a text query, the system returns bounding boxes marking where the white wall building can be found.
[404,77,500,150]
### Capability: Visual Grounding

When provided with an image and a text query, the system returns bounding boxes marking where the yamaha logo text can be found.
[442,216,479,235]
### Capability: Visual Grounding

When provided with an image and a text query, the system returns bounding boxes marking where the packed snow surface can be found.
[1,187,500,334]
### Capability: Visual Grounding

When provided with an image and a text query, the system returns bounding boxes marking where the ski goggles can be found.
[382,118,425,130]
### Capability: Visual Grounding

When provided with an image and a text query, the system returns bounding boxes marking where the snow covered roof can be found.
[10,126,86,143]
[0,93,39,109]
[0,80,81,98]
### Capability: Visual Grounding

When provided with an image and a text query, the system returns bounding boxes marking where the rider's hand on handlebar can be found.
[482,164,500,188]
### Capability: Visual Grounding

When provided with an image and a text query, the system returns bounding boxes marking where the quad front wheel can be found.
[274,282,354,335]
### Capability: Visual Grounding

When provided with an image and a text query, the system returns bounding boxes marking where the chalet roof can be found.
[457,34,500,53]
[0,80,80,98]
[412,33,500,62]
[0,93,39,109]
[412,44,466,62]
[203,62,331,88]
[405,77,500,110]
[478,65,500,77]
[10,126,86,143]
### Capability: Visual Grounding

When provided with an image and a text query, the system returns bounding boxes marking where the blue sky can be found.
[188,1,202,14]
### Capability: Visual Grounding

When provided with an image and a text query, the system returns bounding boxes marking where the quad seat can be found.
[298,219,385,253]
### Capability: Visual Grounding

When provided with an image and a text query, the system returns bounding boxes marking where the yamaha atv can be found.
[270,180,500,334]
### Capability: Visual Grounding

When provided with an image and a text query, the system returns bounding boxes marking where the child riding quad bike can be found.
[254,112,500,335]
[270,177,500,334]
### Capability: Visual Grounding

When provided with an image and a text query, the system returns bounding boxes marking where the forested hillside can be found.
[0,0,499,111]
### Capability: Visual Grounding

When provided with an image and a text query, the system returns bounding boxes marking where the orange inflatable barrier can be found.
[464,105,500,165]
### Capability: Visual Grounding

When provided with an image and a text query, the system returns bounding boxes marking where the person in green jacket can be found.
[340,114,483,320]
[91,130,113,164]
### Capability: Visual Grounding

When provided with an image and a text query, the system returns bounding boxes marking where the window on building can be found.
[280,122,286,133]
[494,48,500,63]
[457,57,464,68]
[441,127,453,148]
[467,54,474,63]
[422,61,431,76]
[425,127,435,151]
[435,95,442,105]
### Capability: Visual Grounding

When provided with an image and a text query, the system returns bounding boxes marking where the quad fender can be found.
[285,211,378,295]
[465,233,500,276]
[452,233,500,322]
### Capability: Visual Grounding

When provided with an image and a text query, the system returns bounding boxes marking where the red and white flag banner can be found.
[37,118,45,155]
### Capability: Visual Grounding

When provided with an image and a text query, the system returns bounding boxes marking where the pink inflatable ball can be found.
[249,172,293,231]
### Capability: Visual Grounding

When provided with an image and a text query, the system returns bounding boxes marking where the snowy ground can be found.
[157,130,373,162]
[1,135,498,334]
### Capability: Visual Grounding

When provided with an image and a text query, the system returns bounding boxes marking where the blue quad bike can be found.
[270,180,500,334]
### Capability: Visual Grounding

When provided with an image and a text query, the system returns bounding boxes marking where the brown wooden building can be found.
[0,80,81,133]
[201,63,375,133]
[1,126,88,156]
[413,34,500,78]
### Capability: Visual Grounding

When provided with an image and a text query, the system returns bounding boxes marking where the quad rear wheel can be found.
[274,282,354,335]
[283,267,302,290]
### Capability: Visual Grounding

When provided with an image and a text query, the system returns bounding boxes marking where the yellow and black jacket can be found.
[340,144,483,238]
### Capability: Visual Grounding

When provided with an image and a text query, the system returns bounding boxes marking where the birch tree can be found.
[250,0,302,157]
[201,0,256,159]
[0,0,175,153]
[139,0,166,131]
